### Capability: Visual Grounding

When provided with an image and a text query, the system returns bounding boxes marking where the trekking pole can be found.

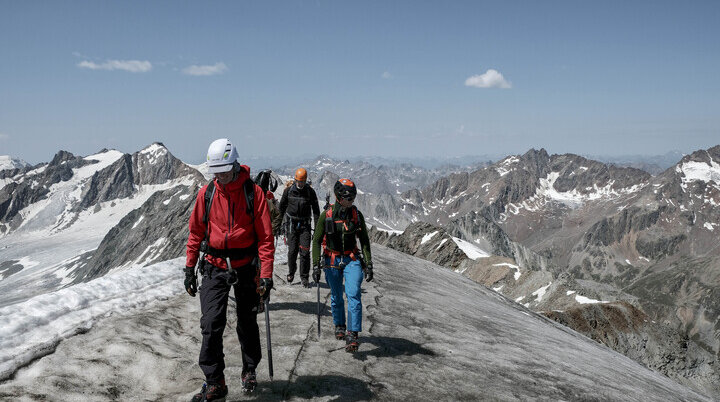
[264,297,273,380]
[316,279,321,338]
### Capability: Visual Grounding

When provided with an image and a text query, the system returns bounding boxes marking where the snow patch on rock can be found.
[451,237,490,260]
[533,282,552,302]
[575,294,609,304]
[421,231,438,244]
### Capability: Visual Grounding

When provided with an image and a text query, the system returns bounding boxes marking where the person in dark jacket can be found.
[184,138,275,399]
[312,178,373,352]
[278,167,320,287]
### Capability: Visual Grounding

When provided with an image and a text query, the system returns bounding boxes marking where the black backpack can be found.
[254,169,278,195]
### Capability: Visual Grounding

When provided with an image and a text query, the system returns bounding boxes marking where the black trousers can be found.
[199,263,261,383]
[287,222,312,280]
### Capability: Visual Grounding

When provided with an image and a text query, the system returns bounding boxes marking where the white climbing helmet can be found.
[206,138,239,173]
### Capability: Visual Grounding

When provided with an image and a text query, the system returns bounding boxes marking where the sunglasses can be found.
[341,196,355,202]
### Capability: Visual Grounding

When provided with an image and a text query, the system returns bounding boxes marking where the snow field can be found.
[0,258,184,381]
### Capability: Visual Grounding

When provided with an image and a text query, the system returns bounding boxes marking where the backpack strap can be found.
[244,178,255,222]
[202,181,217,242]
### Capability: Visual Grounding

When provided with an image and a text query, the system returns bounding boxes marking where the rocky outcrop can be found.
[370,222,468,269]
[450,210,551,272]
[582,206,666,248]
[0,260,23,280]
[635,233,687,260]
[544,302,719,396]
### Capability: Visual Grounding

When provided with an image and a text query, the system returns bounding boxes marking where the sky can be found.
[1,0,719,165]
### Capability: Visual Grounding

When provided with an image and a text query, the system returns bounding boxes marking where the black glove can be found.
[364,262,374,282]
[259,278,273,299]
[184,266,197,297]
[312,265,321,283]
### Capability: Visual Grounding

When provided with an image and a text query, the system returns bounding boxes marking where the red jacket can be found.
[186,165,275,278]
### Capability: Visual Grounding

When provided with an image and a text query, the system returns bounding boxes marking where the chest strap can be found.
[323,247,359,267]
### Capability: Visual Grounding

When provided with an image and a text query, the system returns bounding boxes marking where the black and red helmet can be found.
[334,178,357,200]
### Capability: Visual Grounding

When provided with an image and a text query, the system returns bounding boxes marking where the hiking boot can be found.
[191,380,228,402]
[286,273,294,283]
[241,369,257,393]
[301,278,310,288]
[345,331,359,353]
[334,325,346,340]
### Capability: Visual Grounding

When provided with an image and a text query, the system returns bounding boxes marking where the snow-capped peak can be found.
[138,142,169,164]
[0,155,30,171]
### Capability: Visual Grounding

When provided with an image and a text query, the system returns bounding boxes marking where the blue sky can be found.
[1,1,719,164]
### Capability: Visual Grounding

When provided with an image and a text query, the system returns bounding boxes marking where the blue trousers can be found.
[324,255,364,332]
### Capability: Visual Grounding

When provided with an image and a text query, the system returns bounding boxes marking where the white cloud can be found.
[182,63,228,76]
[382,71,392,79]
[464,69,511,89]
[77,59,152,73]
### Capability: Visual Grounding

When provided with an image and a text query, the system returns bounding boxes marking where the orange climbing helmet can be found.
[294,167,308,182]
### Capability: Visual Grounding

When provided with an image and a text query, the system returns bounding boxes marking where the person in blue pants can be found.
[311,179,374,352]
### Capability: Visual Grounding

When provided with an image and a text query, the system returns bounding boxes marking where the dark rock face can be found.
[582,207,665,248]
[72,185,197,283]
[0,166,31,184]
[77,154,136,211]
[0,260,23,280]
[635,233,687,260]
